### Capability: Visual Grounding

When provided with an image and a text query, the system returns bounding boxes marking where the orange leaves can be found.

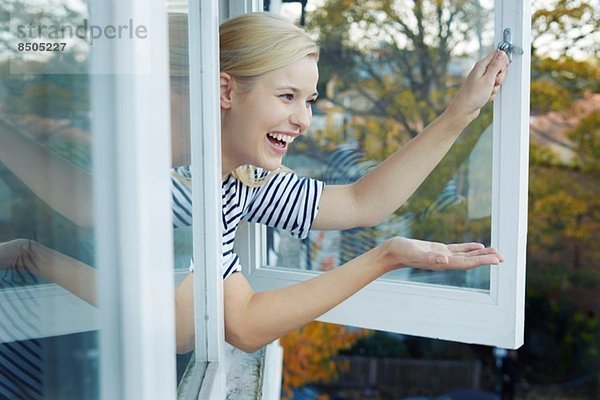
[280,321,370,399]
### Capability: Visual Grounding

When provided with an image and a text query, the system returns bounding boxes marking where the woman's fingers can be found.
[456,247,501,256]
[495,66,507,86]
[446,242,485,252]
[446,254,503,269]
[483,51,509,84]
[461,248,503,262]
[427,252,501,270]
[388,238,503,271]
[472,51,508,81]
[443,243,504,268]
[484,64,508,103]
[472,51,499,77]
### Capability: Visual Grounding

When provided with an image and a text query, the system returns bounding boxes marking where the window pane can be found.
[266,0,495,290]
[1,0,98,398]
[167,6,196,386]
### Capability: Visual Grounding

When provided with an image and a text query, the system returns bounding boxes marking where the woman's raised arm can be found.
[0,119,93,227]
[312,51,509,231]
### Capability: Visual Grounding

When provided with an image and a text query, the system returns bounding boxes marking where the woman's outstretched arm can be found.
[0,239,197,355]
[312,51,509,231]
[220,238,503,353]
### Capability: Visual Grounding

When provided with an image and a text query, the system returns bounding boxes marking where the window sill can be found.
[225,341,283,400]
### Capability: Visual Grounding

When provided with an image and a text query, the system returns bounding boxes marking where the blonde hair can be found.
[220,12,319,187]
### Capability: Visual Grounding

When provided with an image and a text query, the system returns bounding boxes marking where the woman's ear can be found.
[220,72,234,109]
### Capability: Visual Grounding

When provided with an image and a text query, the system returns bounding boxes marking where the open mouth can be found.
[267,135,287,148]
[266,132,295,149]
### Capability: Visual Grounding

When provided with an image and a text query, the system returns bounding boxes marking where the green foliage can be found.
[528,165,599,264]
[530,79,574,114]
[529,142,562,167]
[533,58,600,94]
[530,57,600,115]
[307,0,488,137]
[531,0,600,59]
[567,110,600,177]
[306,0,497,219]
[525,158,600,382]
[526,10,599,384]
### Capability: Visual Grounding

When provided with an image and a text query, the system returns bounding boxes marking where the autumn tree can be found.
[308,0,490,137]
[568,111,600,177]
[522,0,600,388]
[526,140,600,382]
[281,0,600,395]
[280,322,368,400]
[529,0,599,115]
[530,0,600,60]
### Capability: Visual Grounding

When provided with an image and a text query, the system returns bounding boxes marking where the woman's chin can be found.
[256,157,283,172]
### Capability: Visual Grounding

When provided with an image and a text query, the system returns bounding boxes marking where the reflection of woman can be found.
[1,12,508,354]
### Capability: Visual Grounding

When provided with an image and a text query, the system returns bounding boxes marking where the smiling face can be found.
[220,56,319,175]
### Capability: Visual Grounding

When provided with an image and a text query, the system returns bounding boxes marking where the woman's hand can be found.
[382,237,504,273]
[445,51,510,123]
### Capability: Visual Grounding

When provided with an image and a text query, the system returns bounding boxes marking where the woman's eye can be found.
[280,94,294,101]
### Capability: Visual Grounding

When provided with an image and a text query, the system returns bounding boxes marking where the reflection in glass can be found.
[1,0,97,398]
[267,0,495,290]
[167,9,196,384]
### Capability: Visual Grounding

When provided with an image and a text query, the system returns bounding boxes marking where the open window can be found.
[238,0,531,349]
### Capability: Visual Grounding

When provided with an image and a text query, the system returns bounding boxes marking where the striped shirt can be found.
[171,166,325,280]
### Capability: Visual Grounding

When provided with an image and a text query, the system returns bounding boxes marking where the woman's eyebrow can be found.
[276,85,319,97]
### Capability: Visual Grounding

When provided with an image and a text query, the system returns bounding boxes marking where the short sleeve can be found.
[242,171,324,239]
[188,256,240,280]
[222,252,242,280]
[171,167,193,228]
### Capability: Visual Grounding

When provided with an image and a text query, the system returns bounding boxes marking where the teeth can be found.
[268,133,295,143]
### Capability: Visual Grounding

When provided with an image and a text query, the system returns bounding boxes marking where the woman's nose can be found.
[290,104,311,132]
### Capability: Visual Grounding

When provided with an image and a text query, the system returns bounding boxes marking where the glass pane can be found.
[167,5,196,385]
[266,0,495,290]
[1,0,98,398]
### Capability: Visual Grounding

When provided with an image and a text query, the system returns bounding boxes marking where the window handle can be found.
[497,28,523,63]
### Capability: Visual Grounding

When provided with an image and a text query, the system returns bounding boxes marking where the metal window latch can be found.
[497,28,523,63]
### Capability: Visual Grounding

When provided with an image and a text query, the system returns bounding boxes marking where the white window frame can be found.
[91,0,178,398]
[181,1,288,399]
[0,0,177,398]
[179,0,268,399]
[179,0,226,398]
[238,0,531,349]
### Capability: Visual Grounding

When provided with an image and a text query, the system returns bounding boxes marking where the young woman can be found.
[0,12,508,354]
[172,12,508,353]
